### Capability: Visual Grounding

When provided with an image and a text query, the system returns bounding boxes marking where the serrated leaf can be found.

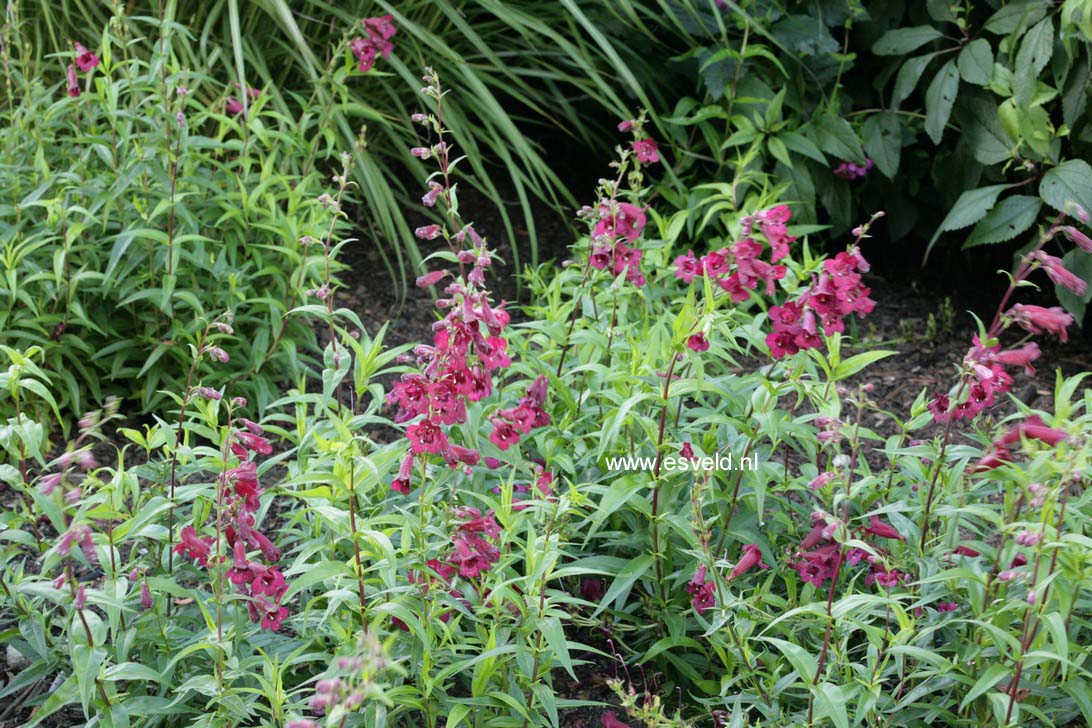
[984,1,1051,35]
[862,112,901,178]
[963,195,1042,248]
[925,60,960,144]
[926,184,1012,259]
[958,39,993,85]
[810,113,865,164]
[1013,17,1054,106]
[1039,160,1092,218]
[872,26,944,55]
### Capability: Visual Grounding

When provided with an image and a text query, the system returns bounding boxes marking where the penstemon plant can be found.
[1,20,1090,728]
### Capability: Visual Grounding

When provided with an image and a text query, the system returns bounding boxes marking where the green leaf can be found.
[810,113,865,164]
[924,60,959,144]
[963,196,1042,248]
[892,54,936,108]
[813,683,850,728]
[593,554,653,616]
[1013,17,1054,106]
[834,350,898,380]
[861,112,901,178]
[960,664,1010,710]
[926,184,1013,259]
[984,1,1051,35]
[1039,160,1092,217]
[781,131,827,164]
[872,26,944,55]
[445,706,472,728]
[761,637,818,684]
[958,39,993,85]
[960,98,1013,164]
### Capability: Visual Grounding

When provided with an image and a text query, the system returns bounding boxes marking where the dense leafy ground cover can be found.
[1,2,1091,727]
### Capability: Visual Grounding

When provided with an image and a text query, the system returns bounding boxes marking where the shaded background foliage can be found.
[2,0,1090,425]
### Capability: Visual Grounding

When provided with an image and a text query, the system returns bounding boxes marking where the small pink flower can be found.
[66,64,80,97]
[74,585,87,609]
[936,601,958,613]
[991,342,1041,375]
[416,269,448,288]
[687,332,710,352]
[1032,251,1088,296]
[226,97,245,115]
[489,418,521,451]
[74,43,100,72]
[617,119,634,133]
[415,224,443,240]
[1060,225,1092,252]
[674,251,703,283]
[730,543,769,579]
[631,138,660,165]
[140,582,153,610]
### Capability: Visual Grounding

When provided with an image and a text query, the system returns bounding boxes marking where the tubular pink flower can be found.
[730,543,769,579]
[1032,251,1088,296]
[1007,304,1073,342]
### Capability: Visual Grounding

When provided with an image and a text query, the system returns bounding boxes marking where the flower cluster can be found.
[618,116,661,166]
[587,201,649,287]
[489,375,550,451]
[973,415,1068,472]
[833,158,873,180]
[433,507,503,580]
[351,15,397,73]
[294,632,387,724]
[174,418,290,630]
[790,512,906,589]
[765,244,874,358]
[686,564,716,613]
[675,205,795,307]
[928,217,1088,422]
[390,71,549,493]
[66,42,100,97]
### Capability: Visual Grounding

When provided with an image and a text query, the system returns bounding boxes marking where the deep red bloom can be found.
[407,419,449,454]
[175,525,212,567]
[235,431,273,455]
[489,418,521,451]
[687,332,710,352]
[686,565,716,613]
